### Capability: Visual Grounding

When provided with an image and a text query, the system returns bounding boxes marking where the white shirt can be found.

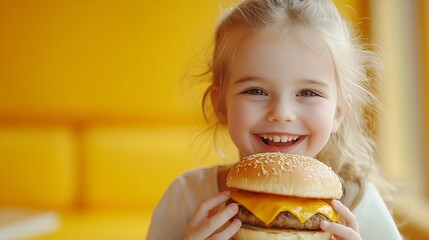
[146,166,403,240]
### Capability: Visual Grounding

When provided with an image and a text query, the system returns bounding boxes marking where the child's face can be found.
[213,31,345,158]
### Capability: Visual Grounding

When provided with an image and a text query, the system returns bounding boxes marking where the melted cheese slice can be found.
[231,190,339,226]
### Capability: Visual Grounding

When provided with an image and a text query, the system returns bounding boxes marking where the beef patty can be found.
[228,199,330,230]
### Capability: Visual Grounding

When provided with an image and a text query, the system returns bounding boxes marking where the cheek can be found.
[227,101,253,128]
[225,100,261,145]
[304,105,337,134]
[226,104,249,151]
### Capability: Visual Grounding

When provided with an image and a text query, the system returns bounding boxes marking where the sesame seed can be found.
[272,167,278,175]
[261,165,267,175]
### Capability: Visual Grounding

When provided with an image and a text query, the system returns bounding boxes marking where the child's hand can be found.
[320,200,362,240]
[185,191,242,240]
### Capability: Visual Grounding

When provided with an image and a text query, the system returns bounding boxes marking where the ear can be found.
[331,95,349,133]
[210,86,228,125]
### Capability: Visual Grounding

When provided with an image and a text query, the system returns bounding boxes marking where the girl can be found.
[147,0,402,239]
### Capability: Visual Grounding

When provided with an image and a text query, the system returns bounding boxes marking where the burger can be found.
[226,152,342,240]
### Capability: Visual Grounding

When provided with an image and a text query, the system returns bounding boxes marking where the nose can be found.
[266,97,296,122]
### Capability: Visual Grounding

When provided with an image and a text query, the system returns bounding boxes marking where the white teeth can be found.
[260,134,300,142]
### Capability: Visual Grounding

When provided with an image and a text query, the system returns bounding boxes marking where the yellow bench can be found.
[0,125,224,239]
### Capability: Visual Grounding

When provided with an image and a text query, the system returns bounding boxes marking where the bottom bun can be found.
[232,227,332,240]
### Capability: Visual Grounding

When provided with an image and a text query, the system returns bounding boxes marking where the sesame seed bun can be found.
[227,152,342,199]
[234,226,333,240]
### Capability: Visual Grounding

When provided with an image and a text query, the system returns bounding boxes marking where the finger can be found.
[189,191,231,227]
[320,221,361,240]
[198,203,238,239]
[191,203,239,240]
[208,218,242,240]
[331,200,359,232]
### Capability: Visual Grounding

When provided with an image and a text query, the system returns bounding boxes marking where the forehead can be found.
[229,29,335,83]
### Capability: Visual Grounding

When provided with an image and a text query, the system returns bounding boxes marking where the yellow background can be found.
[0,0,427,239]
[0,0,221,122]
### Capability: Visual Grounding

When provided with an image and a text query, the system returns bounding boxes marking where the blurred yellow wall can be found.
[419,0,429,199]
[370,0,429,238]
[0,0,226,123]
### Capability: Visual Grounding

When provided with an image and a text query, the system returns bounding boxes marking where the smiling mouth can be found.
[259,134,301,147]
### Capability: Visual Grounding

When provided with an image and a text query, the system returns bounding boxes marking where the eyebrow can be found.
[300,79,330,89]
[233,76,263,84]
[234,76,331,89]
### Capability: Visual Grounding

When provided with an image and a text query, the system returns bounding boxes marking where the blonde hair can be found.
[201,0,394,208]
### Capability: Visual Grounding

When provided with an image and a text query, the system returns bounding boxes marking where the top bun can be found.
[226,152,342,199]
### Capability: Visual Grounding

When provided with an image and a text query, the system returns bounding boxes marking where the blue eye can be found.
[297,90,319,97]
[243,88,267,96]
